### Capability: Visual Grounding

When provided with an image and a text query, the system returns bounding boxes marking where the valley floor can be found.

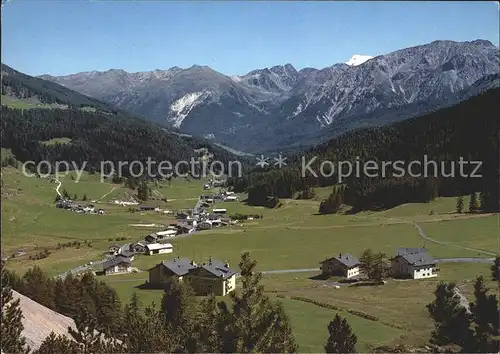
[1,165,498,351]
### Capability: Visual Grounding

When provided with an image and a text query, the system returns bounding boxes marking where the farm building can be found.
[197,221,212,230]
[391,248,437,279]
[320,253,360,278]
[102,256,132,275]
[212,208,227,214]
[145,243,173,255]
[148,257,197,288]
[145,233,158,243]
[108,245,120,255]
[138,205,156,211]
[118,249,135,261]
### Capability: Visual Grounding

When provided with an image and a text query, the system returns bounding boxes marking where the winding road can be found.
[411,221,496,257]
[54,178,62,197]
[97,187,116,202]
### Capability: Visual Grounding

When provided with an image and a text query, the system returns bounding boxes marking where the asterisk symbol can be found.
[273,154,287,168]
[255,155,269,168]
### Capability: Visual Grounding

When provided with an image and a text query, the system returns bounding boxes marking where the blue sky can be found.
[2,1,499,76]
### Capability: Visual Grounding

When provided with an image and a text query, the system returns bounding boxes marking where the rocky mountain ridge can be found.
[40,39,499,152]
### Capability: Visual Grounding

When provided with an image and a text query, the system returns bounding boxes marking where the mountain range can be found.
[40,39,499,152]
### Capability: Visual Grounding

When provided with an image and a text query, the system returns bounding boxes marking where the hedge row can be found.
[275,294,406,330]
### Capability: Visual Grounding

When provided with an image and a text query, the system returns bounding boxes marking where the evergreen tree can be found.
[137,182,149,202]
[324,313,357,353]
[121,295,177,353]
[0,262,30,354]
[227,252,298,353]
[160,277,195,331]
[69,305,125,354]
[82,193,88,201]
[427,282,472,347]
[479,192,485,212]
[491,256,500,281]
[466,276,500,353]
[122,293,142,352]
[73,193,78,201]
[94,281,123,335]
[359,249,374,280]
[62,189,70,199]
[22,266,55,309]
[456,195,464,213]
[190,294,227,352]
[370,252,391,282]
[34,332,80,354]
[319,190,343,214]
[469,192,478,213]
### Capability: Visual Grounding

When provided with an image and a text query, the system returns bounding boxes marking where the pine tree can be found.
[69,305,125,354]
[122,293,142,352]
[324,313,357,353]
[160,277,195,332]
[190,294,226,352]
[82,193,88,201]
[370,252,391,282]
[456,195,464,213]
[469,192,478,213]
[22,266,55,309]
[228,252,298,353]
[491,256,500,281]
[0,263,30,354]
[466,276,500,353]
[427,282,472,347]
[479,192,486,212]
[73,193,78,201]
[62,189,70,199]
[34,332,80,354]
[137,182,149,202]
[359,249,374,280]
[93,281,123,335]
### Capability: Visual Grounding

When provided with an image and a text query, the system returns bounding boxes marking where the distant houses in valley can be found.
[319,248,438,280]
[390,248,438,279]
[55,199,105,215]
[320,253,360,279]
[148,257,237,296]
[102,256,132,275]
[145,243,173,255]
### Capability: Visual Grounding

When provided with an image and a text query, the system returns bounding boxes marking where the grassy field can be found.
[41,137,73,145]
[1,94,66,109]
[2,162,498,351]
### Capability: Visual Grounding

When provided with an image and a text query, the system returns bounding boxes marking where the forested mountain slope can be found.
[230,88,499,211]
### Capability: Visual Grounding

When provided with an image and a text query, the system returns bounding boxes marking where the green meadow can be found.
[1,162,498,351]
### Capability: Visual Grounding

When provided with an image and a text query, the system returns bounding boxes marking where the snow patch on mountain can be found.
[169,92,205,128]
[345,54,374,66]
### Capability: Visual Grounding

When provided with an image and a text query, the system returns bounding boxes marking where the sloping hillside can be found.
[1,64,119,113]
[12,290,76,351]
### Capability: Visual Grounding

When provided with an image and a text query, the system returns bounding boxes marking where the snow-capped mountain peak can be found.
[345,54,374,66]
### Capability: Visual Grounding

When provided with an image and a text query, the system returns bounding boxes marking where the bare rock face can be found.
[12,290,77,351]
[40,40,499,152]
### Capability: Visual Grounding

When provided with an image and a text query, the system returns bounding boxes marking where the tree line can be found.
[2,253,499,353]
[0,106,250,178]
[1,63,116,112]
[230,88,499,213]
[0,253,353,354]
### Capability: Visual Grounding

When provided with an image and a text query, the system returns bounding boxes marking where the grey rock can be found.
[40,39,500,152]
